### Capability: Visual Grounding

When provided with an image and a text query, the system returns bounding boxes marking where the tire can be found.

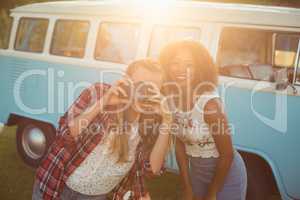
[16,121,55,168]
[244,154,273,200]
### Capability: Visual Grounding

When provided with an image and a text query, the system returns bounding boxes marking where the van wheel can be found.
[16,121,55,168]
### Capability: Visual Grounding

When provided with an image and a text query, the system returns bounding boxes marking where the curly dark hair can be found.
[159,40,218,95]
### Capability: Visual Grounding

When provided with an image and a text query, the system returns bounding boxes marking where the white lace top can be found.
[171,91,220,158]
[66,124,140,195]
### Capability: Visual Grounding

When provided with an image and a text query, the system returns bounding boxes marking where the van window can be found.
[51,20,89,58]
[95,23,141,64]
[218,27,300,82]
[15,18,48,53]
[148,26,201,58]
[274,34,299,68]
[0,16,12,49]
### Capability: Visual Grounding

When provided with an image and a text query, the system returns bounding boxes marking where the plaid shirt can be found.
[35,82,163,200]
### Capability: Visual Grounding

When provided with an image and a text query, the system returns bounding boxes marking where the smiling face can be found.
[167,48,196,87]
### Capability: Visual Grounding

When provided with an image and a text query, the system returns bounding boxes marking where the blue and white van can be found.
[0,1,299,199]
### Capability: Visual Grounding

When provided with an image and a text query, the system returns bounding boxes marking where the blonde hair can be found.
[109,59,163,163]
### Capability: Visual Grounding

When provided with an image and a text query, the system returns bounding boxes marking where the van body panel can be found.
[223,84,300,199]
[211,20,300,198]
[1,1,300,199]
[0,54,123,127]
[165,78,300,199]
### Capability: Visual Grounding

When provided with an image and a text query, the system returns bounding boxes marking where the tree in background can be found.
[0,0,56,10]
[0,0,55,47]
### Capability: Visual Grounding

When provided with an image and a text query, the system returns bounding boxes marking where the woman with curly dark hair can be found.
[160,40,247,200]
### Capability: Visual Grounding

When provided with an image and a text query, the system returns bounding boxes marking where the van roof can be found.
[11,0,300,28]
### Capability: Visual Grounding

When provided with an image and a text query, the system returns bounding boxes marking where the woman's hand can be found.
[139,91,171,122]
[104,79,132,106]
[68,79,132,138]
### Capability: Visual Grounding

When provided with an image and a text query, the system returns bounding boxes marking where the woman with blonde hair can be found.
[160,40,247,200]
[32,59,171,200]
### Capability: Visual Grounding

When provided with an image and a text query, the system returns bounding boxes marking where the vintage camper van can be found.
[0,1,299,199]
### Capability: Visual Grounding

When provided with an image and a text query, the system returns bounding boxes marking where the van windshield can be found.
[217,27,300,82]
[94,23,141,64]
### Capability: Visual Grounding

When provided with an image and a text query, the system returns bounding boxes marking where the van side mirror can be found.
[274,69,297,94]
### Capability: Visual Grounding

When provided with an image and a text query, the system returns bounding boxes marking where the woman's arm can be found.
[148,99,172,174]
[149,116,171,174]
[67,88,110,138]
[53,83,112,152]
[68,81,129,139]
[175,138,194,200]
[204,98,234,200]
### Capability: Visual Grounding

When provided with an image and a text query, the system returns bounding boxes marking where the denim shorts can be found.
[189,151,247,200]
[32,181,107,200]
